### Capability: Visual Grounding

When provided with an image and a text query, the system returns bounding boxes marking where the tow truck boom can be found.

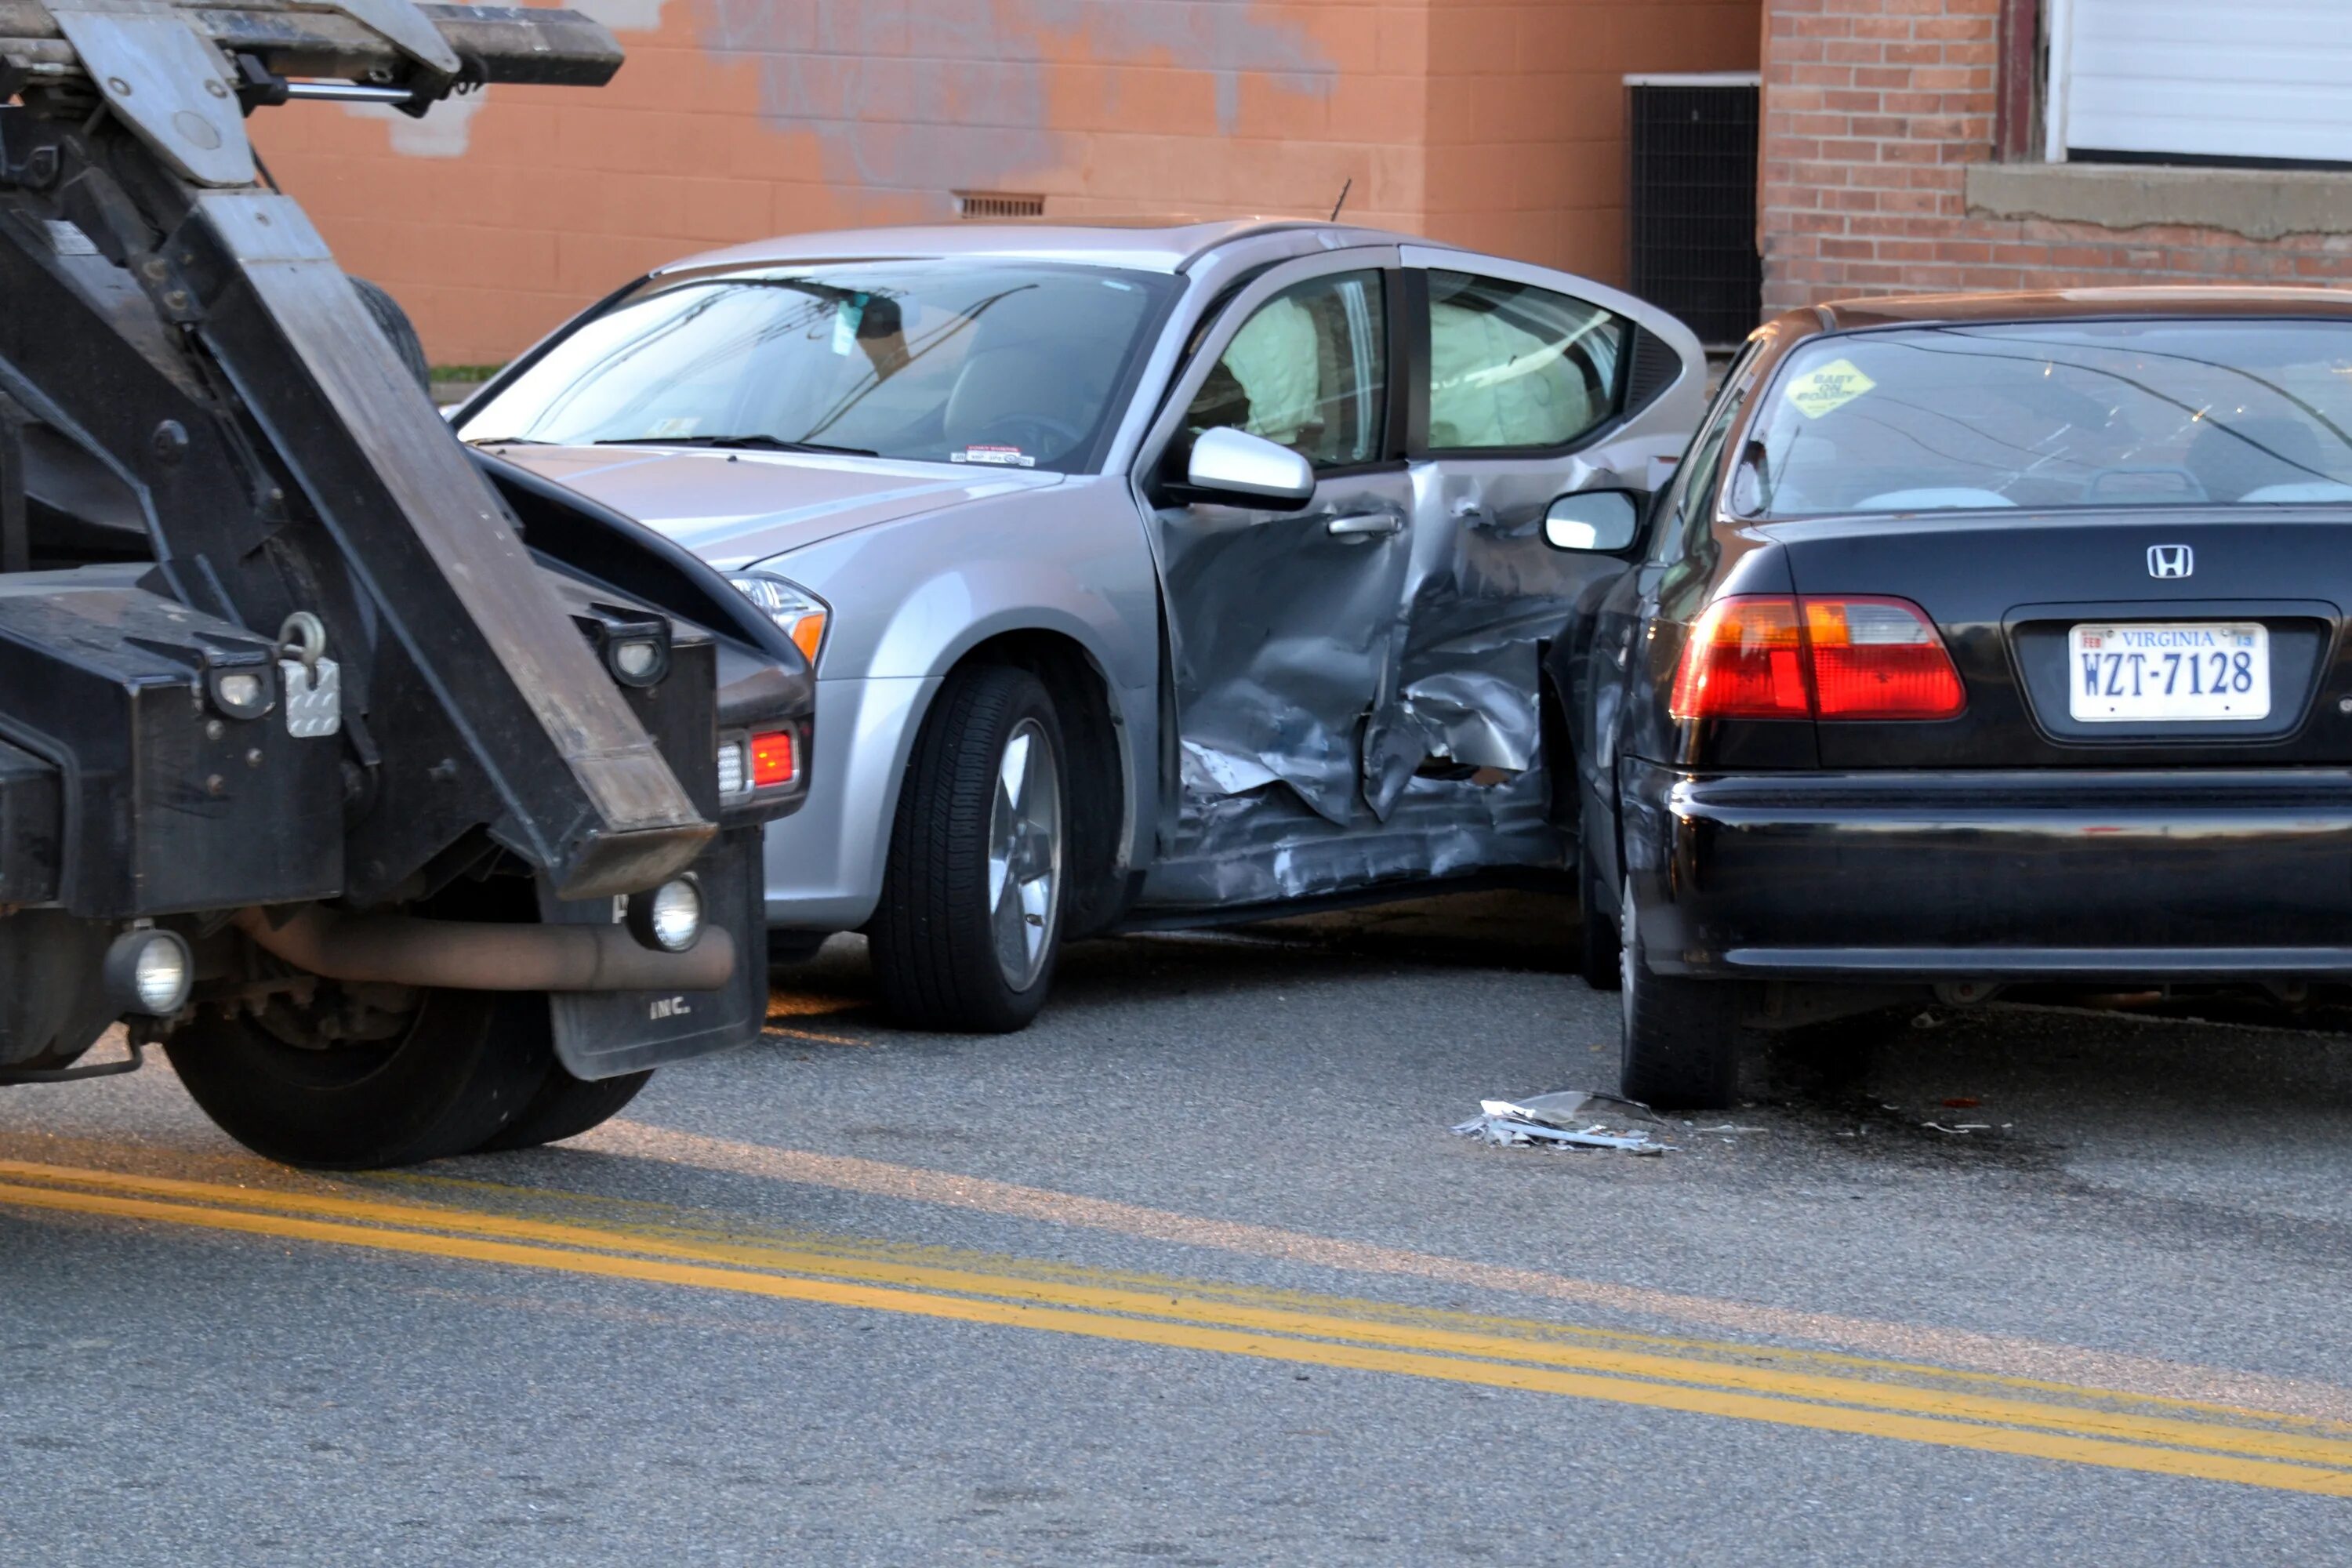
[0,2,811,1166]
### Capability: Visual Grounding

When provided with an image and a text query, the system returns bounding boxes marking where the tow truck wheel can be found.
[165,987,554,1170]
[870,663,1066,1032]
[1617,877,1744,1110]
[348,275,431,394]
[475,1065,652,1152]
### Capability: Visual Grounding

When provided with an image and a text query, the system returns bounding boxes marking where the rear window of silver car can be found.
[1733,320,2352,517]
[459,261,1178,475]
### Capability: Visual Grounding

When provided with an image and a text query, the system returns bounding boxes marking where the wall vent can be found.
[955,191,1045,220]
[1625,73,1762,349]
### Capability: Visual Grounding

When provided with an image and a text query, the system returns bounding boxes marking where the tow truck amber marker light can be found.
[1671,595,1964,721]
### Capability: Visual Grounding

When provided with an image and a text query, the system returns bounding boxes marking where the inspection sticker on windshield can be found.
[831,293,867,355]
[953,445,1035,468]
[1783,358,1876,419]
[2068,622,2269,722]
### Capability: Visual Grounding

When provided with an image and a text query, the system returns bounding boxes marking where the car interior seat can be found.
[2184,415,2334,501]
[938,283,1138,466]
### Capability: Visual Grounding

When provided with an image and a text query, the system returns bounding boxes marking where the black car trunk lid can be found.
[1764,506,2352,768]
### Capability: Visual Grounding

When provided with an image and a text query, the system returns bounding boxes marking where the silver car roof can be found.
[650,218,1450,278]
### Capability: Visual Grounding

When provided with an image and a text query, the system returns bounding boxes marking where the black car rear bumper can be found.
[1620,758,2352,981]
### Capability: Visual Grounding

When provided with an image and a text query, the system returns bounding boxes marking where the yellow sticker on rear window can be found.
[1783,358,1876,419]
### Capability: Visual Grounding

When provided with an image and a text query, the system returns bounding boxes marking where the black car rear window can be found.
[1736,320,2352,517]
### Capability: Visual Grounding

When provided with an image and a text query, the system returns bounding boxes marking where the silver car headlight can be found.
[728,571,829,669]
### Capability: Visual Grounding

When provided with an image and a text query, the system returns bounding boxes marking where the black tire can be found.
[348,274,431,394]
[165,989,553,1170]
[1617,876,1744,1109]
[475,1065,652,1152]
[869,664,1066,1032]
[1575,817,1623,992]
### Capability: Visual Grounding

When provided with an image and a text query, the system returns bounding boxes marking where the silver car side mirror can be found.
[1542,488,1642,552]
[1183,426,1316,511]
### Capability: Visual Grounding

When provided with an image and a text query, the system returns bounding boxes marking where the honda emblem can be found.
[2147,544,2194,579]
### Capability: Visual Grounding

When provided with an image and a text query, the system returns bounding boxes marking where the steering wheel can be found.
[959,412,1087,463]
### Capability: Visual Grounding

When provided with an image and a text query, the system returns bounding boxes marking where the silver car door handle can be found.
[1325,513,1402,539]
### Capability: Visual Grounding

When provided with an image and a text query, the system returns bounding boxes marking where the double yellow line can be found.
[5,1156,2350,1497]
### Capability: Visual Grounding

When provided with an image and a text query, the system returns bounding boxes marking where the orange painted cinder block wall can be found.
[253,0,1759,364]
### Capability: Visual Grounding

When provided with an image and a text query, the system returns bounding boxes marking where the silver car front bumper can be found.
[761,674,940,932]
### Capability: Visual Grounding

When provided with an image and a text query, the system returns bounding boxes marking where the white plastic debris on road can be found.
[1452,1090,1675,1155]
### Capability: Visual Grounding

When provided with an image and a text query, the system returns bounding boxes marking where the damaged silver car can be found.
[456,220,1706,1029]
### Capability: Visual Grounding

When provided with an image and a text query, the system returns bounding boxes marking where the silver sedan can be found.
[458,220,1706,1029]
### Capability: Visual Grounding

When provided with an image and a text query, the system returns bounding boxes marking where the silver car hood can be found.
[485,445,1065,570]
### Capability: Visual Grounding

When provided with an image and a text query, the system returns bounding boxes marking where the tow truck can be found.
[0,1,811,1166]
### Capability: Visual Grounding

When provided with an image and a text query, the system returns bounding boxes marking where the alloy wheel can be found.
[986,717,1062,990]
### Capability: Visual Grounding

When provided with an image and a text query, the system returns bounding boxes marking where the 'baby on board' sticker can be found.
[1783,358,1875,419]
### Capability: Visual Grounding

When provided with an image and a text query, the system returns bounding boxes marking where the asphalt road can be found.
[5,892,2352,1565]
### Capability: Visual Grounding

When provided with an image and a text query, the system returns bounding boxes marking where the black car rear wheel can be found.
[1617,877,1744,1109]
[167,987,554,1170]
[1576,807,1623,991]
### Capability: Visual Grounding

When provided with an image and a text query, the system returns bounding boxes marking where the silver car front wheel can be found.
[872,664,1070,1032]
[987,717,1062,991]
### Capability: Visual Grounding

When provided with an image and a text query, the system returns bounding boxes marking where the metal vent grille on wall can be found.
[1625,73,1762,349]
[955,191,1045,220]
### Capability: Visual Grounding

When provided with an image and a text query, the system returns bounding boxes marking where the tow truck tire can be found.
[348,275,431,394]
[870,663,1066,1033]
[1617,877,1743,1109]
[474,1065,652,1152]
[165,989,553,1170]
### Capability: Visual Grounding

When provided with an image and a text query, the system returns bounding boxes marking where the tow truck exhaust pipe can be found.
[231,904,736,994]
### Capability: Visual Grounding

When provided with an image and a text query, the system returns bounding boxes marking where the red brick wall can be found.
[1424,0,1761,283]
[1759,0,2352,312]
[250,0,1760,365]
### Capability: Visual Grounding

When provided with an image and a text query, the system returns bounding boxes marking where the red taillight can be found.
[1804,597,1966,718]
[1670,597,1810,718]
[750,729,796,787]
[1671,595,1963,722]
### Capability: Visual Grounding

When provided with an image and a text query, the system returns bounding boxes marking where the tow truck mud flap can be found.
[535,826,767,1080]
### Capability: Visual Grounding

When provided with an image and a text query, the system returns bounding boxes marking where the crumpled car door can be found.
[1145,254,1413,829]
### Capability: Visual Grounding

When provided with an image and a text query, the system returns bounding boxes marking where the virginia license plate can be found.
[2067,622,2270,722]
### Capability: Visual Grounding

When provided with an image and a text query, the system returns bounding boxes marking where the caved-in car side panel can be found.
[1374,250,1708,826]
[1136,249,1712,912]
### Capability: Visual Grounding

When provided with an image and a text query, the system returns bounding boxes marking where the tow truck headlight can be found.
[626,877,704,954]
[104,927,193,1016]
[728,572,829,667]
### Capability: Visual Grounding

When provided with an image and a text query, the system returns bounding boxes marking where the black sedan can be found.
[1555,288,2352,1108]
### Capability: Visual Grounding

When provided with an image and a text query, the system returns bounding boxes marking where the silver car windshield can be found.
[459,261,1177,474]
[1736,321,2352,517]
